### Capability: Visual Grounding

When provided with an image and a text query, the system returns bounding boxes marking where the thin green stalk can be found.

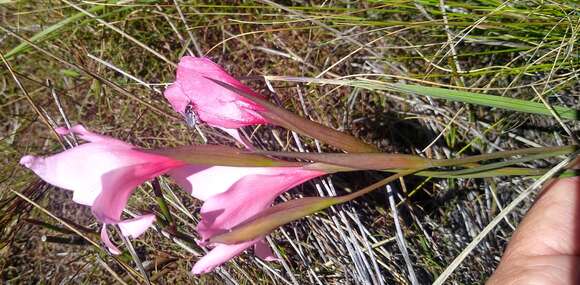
[151,179,175,229]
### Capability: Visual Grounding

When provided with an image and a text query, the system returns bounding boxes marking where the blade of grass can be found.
[392,83,579,120]
[261,76,580,120]
[433,151,580,285]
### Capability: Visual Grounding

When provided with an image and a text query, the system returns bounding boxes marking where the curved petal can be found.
[101,225,121,255]
[55,124,130,146]
[197,168,324,241]
[92,160,181,224]
[219,127,255,150]
[192,238,261,275]
[118,214,156,238]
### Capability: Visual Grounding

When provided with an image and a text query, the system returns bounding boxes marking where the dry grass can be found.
[1,1,579,284]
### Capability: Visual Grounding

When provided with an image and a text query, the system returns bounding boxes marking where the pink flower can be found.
[164,56,268,129]
[171,165,325,274]
[20,125,184,252]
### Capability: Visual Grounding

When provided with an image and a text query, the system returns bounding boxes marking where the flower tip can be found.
[118,214,156,238]
[191,261,217,275]
[264,256,280,262]
[190,266,204,275]
[196,238,212,247]
[19,155,38,168]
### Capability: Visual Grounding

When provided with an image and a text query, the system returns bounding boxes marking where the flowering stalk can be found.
[208,145,579,245]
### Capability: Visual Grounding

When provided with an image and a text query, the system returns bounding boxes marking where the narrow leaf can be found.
[5,5,105,59]
[256,145,576,171]
[392,84,579,120]
[263,77,580,121]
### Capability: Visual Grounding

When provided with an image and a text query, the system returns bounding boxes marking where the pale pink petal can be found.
[169,166,269,201]
[219,127,255,150]
[197,168,324,241]
[254,239,279,261]
[56,124,129,146]
[192,239,261,275]
[101,225,121,255]
[20,125,184,224]
[118,214,156,238]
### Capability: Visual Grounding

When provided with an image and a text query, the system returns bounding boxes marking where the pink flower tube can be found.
[19,125,185,253]
[170,165,325,274]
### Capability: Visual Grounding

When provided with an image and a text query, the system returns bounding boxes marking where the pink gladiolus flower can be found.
[164,56,268,129]
[171,165,325,274]
[19,125,184,252]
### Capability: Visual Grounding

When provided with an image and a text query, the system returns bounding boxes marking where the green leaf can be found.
[4,5,105,59]
[61,69,80,78]
[263,77,579,121]
[392,84,579,120]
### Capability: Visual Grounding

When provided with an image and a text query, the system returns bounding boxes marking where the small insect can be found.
[184,103,200,128]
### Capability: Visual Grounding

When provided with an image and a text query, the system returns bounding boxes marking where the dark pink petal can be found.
[164,56,269,129]
[163,83,190,114]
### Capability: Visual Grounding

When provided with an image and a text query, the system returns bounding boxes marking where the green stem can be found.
[151,179,175,228]
[430,145,577,168]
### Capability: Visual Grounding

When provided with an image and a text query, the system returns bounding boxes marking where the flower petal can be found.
[168,166,269,201]
[56,124,130,146]
[118,214,156,238]
[164,83,190,114]
[20,125,183,223]
[165,56,268,129]
[197,168,324,241]
[219,127,255,150]
[101,225,121,255]
[192,239,260,275]
[91,160,181,224]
